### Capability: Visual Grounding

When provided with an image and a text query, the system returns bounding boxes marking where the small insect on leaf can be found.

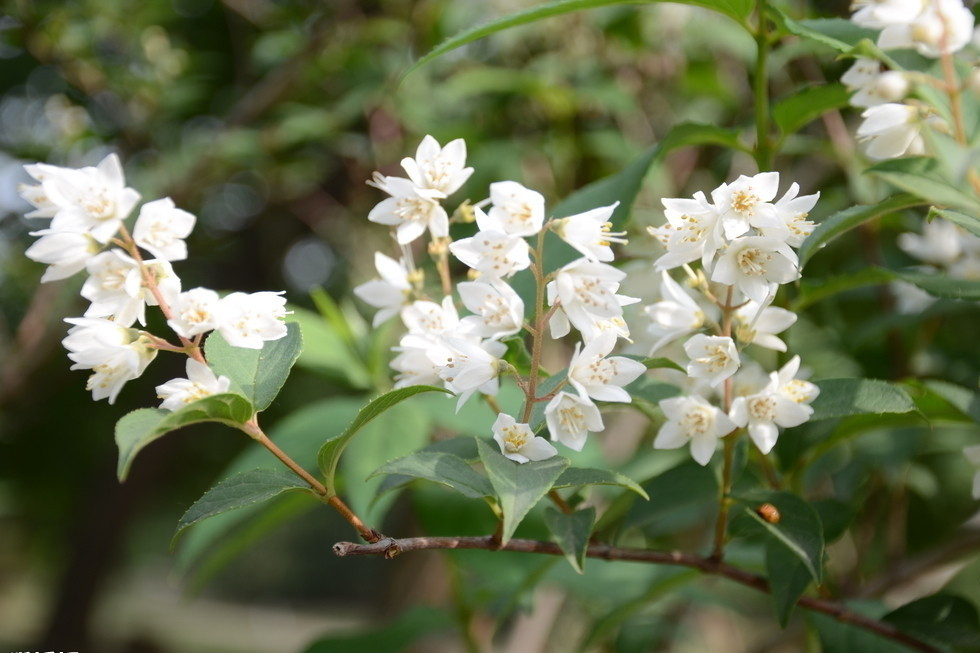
[756,503,781,524]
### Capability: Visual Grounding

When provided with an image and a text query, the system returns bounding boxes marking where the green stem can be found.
[713,285,737,560]
[753,0,773,171]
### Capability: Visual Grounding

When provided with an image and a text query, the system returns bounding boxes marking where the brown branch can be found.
[333,536,941,653]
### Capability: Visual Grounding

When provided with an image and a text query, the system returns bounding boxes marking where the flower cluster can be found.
[356,136,645,462]
[891,217,980,312]
[19,154,288,406]
[841,0,975,160]
[645,172,820,464]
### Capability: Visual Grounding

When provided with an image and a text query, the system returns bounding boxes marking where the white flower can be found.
[492,413,558,463]
[645,271,716,354]
[842,58,911,108]
[353,252,412,326]
[132,197,196,261]
[551,309,634,343]
[551,202,625,262]
[891,280,937,313]
[401,296,460,337]
[62,317,157,404]
[730,378,813,454]
[856,103,930,160]
[485,181,545,237]
[545,391,604,452]
[683,334,740,387]
[773,356,820,406]
[841,57,882,90]
[427,337,507,409]
[457,278,525,340]
[850,0,923,29]
[156,359,232,412]
[168,287,222,338]
[368,176,448,245]
[19,175,59,219]
[449,226,531,278]
[964,445,980,499]
[28,154,141,243]
[400,135,473,196]
[651,191,725,271]
[568,331,646,403]
[710,172,783,241]
[711,236,799,304]
[215,291,289,349]
[81,249,171,327]
[767,183,819,248]
[731,361,772,398]
[24,229,101,282]
[858,71,910,107]
[877,0,974,57]
[391,334,444,389]
[654,394,736,465]
[547,258,638,341]
[733,301,797,352]
[898,218,963,266]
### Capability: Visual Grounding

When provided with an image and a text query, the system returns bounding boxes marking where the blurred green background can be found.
[5,1,980,652]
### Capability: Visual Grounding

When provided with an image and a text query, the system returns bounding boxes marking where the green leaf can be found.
[300,606,454,653]
[766,539,813,627]
[405,0,752,77]
[773,84,850,136]
[501,334,535,376]
[115,393,253,481]
[895,269,980,301]
[544,506,595,574]
[774,13,878,53]
[476,438,570,545]
[552,144,660,229]
[883,594,980,651]
[809,378,916,421]
[316,385,452,495]
[339,400,431,524]
[640,357,685,373]
[528,371,568,433]
[172,469,310,547]
[552,467,649,499]
[205,322,303,412]
[287,305,371,389]
[626,376,682,404]
[868,157,980,214]
[921,380,980,425]
[930,206,980,240]
[742,492,824,583]
[174,398,363,585]
[798,194,923,268]
[656,121,746,154]
[370,451,494,499]
[791,268,898,312]
[922,127,980,186]
[623,460,717,536]
[811,498,855,544]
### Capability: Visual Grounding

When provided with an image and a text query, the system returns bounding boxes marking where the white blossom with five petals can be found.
[493,413,557,463]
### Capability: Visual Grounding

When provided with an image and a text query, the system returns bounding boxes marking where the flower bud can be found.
[966,68,980,96]
[873,71,909,102]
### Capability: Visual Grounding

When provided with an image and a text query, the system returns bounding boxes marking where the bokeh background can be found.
[3,1,979,652]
